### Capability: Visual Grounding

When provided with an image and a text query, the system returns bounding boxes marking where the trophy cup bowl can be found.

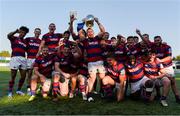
[85,14,94,28]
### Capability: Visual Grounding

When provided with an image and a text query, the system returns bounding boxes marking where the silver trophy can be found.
[84,14,95,28]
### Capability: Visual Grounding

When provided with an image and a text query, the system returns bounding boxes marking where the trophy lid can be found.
[86,14,94,21]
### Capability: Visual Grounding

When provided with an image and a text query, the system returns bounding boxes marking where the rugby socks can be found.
[175,95,180,103]
[102,85,113,97]
[79,85,86,93]
[17,78,25,91]
[53,82,59,97]
[31,90,36,96]
[161,96,167,100]
[8,80,15,92]
[87,92,93,98]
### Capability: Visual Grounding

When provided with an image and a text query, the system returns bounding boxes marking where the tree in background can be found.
[0,51,11,57]
[175,55,180,61]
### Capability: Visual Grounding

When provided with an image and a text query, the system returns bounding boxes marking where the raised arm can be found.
[94,17,105,38]
[69,14,77,40]
[7,29,19,40]
[136,29,150,44]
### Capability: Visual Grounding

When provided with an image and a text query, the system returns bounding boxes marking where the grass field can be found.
[0,66,180,115]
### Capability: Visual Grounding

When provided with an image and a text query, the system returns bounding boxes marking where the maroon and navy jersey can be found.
[136,42,151,57]
[79,61,88,77]
[152,43,172,68]
[42,33,63,53]
[82,36,103,62]
[77,43,88,76]
[114,44,127,63]
[59,39,75,49]
[8,36,26,57]
[54,53,78,74]
[106,63,125,82]
[144,60,163,79]
[125,44,139,57]
[25,37,41,59]
[125,60,144,82]
[101,40,113,60]
[34,54,55,78]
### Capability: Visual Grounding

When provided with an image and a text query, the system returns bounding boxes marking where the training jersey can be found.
[54,53,78,74]
[106,62,126,82]
[25,37,41,59]
[125,60,144,82]
[8,36,26,57]
[125,44,139,57]
[144,59,163,79]
[152,43,173,68]
[82,36,103,62]
[114,44,127,63]
[101,40,113,60]
[42,32,63,53]
[34,54,55,78]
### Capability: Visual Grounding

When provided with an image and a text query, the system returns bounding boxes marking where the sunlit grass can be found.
[0,67,180,114]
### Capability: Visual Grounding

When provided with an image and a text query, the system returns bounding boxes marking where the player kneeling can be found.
[144,50,171,106]
[52,45,79,101]
[102,54,126,101]
[76,60,88,100]
[28,46,55,101]
[125,55,154,101]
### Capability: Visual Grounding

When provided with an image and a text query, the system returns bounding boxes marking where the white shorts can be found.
[59,78,70,96]
[161,66,175,77]
[9,56,27,70]
[153,76,169,87]
[130,76,150,94]
[27,58,35,69]
[88,61,106,74]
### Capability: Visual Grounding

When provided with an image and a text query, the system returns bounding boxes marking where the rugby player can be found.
[7,26,29,98]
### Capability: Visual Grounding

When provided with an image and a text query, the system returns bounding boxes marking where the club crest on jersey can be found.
[50,38,58,41]
[60,61,68,65]
[42,61,52,67]
[115,51,123,54]
[157,53,164,57]
[18,41,26,47]
[132,50,137,54]
[89,41,98,45]
[29,43,39,47]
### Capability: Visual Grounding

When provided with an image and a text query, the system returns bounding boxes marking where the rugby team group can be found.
[7,14,180,107]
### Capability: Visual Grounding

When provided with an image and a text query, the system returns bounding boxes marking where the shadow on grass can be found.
[0,71,180,115]
[0,93,180,115]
